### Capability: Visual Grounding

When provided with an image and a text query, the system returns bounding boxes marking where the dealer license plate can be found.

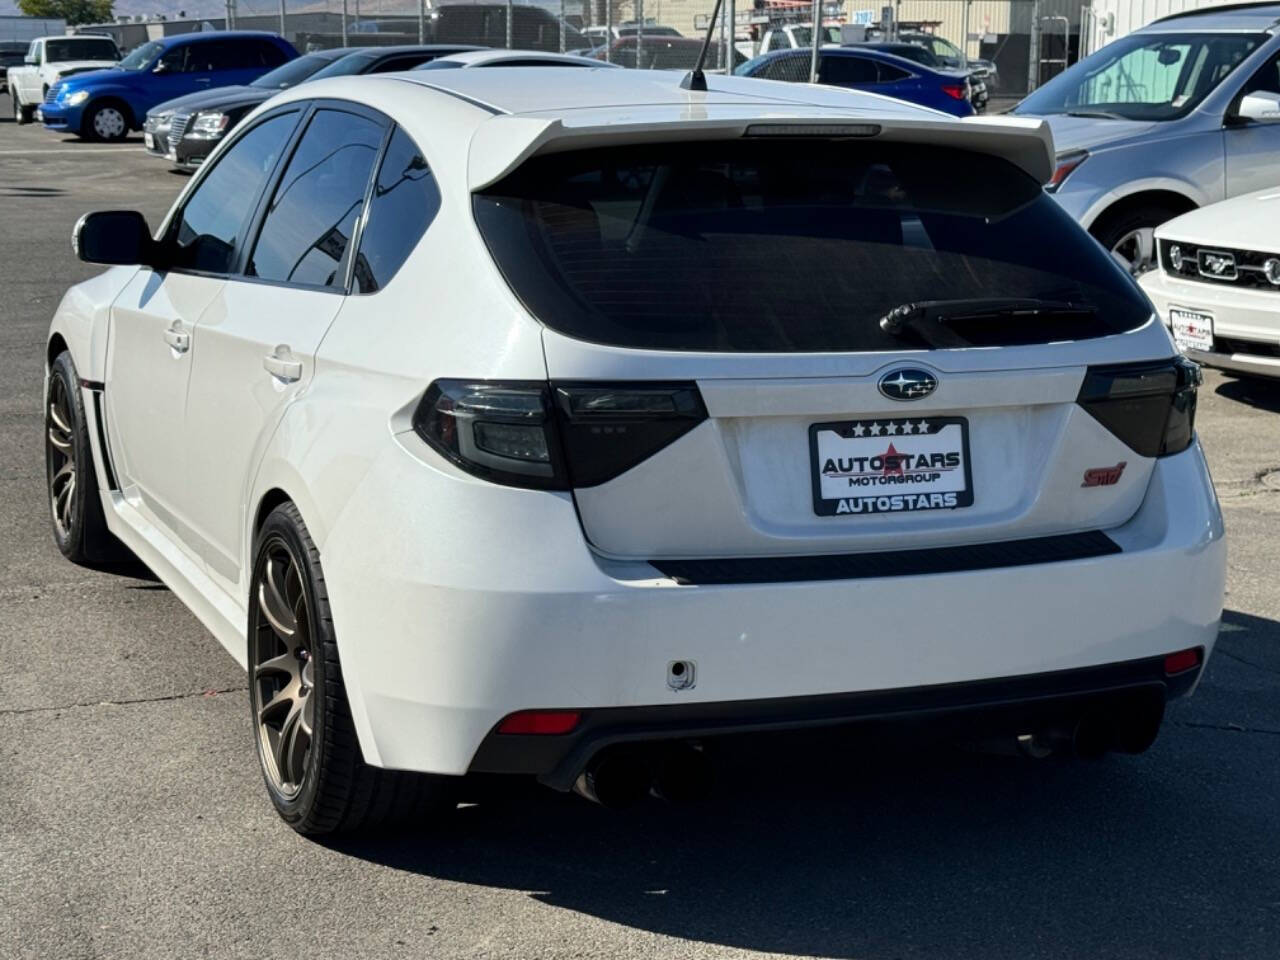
[144,132,155,150]
[1169,308,1213,353]
[810,416,973,517]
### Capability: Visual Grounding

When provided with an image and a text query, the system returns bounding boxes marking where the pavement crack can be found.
[1215,647,1280,677]
[1170,719,1280,737]
[0,686,246,716]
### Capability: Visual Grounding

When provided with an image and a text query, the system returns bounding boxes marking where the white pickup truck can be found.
[8,34,120,124]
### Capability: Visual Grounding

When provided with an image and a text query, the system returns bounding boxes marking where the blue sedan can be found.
[735,47,975,118]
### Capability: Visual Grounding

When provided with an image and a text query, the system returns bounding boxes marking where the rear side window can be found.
[755,54,809,82]
[248,109,384,288]
[169,112,297,274]
[353,128,441,293]
[876,62,911,82]
[473,139,1153,353]
[820,54,879,85]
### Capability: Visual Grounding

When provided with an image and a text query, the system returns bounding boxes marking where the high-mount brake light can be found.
[744,123,882,138]
[412,380,708,490]
[1076,357,1201,458]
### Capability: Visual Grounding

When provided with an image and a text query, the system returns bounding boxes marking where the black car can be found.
[858,41,989,112]
[0,41,26,85]
[143,44,480,170]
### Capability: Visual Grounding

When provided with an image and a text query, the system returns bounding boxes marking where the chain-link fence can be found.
[76,0,1094,103]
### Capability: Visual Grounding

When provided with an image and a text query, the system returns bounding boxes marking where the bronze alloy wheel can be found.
[46,372,78,541]
[250,537,317,799]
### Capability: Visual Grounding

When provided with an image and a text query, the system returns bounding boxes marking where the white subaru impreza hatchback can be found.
[47,67,1225,833]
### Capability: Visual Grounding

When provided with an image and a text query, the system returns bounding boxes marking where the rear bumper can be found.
[322,438,1225,778]
[473,653,1201,788]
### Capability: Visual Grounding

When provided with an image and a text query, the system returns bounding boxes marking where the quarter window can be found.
[247,108,384,289]
[353,128,441,293]
[169,112,297,274]
[820,54,879,85]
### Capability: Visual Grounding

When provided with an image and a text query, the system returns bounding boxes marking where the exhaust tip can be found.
[651,744,713,805]
[572,748,651,809]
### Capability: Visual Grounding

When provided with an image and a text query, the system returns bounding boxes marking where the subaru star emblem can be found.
[878,368,938,401]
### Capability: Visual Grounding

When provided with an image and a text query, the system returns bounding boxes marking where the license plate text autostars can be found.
[811,417,972,516]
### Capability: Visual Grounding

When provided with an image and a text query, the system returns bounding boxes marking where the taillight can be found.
[1076,357,1201,458]
[1045,150,1088,193]
[941,84,967,100]
[412,380,706,490]
[552,382,706,486]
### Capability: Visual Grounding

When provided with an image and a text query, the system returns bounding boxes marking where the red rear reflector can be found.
[1164,648,1201,675]
[497,710,581,735]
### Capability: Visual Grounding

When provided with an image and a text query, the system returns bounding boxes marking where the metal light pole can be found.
[341,0,348,46]
[279,0,286,38]
[560,0,566,52]
[506,0,513,48]
[419,0,426,43]
[1027,0,1041,93]
[635,0,643,69]
[961,0,970,68]
[605,0,612,62]
[807,0,822,83]
[726,0,735,73]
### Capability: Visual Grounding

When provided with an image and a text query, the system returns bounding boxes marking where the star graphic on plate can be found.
[902,421,916,434]
[869,422,883,436]
[888,422,901,435]
[916,420,930,434]
[852,422,866,437]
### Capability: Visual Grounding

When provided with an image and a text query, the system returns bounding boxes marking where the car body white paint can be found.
[1141,185,1280,378]
[49,68,1226,778]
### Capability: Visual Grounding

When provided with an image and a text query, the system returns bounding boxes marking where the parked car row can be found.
[1010,2,1280,381]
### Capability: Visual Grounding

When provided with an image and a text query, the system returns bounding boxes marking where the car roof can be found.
[391,64,942,118]
[346,44,481,57]
[429,49,604,66]
[1145,2,1280,31]
[254,69,1055,190]
[159,31,286,48]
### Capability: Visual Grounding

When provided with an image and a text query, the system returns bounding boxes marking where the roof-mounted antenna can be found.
[680,0,726,91]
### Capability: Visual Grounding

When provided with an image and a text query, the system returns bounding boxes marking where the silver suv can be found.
[1013,2,1280,274]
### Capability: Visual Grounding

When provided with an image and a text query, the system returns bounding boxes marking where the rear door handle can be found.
[263,346,302,384]
[163,320,190,354]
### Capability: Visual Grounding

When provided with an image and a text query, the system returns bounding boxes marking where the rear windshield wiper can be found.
[880,298,1098,348]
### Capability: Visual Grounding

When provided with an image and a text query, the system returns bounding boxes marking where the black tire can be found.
[249,502,456,835]
[46,351,121,565]
[12,89,30,125]
[81,100,129,142]
[1091,202,1184,276]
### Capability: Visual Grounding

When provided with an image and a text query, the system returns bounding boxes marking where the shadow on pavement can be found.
[1215,374,1280,413]
[327,609,1280,959]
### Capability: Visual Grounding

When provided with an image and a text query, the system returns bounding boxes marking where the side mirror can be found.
[73,211,159,267]
[152,60,168,74]
[24,55,36,65]
[1236,91,1280,124]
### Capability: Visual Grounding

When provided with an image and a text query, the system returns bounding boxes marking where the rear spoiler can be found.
[467,112,1055,190]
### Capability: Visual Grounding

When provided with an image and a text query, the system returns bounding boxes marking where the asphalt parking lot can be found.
[2,100,1279,960]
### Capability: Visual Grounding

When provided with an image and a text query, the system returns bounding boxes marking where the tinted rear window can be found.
[46,38,119,61]
[473,139,1152,353]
